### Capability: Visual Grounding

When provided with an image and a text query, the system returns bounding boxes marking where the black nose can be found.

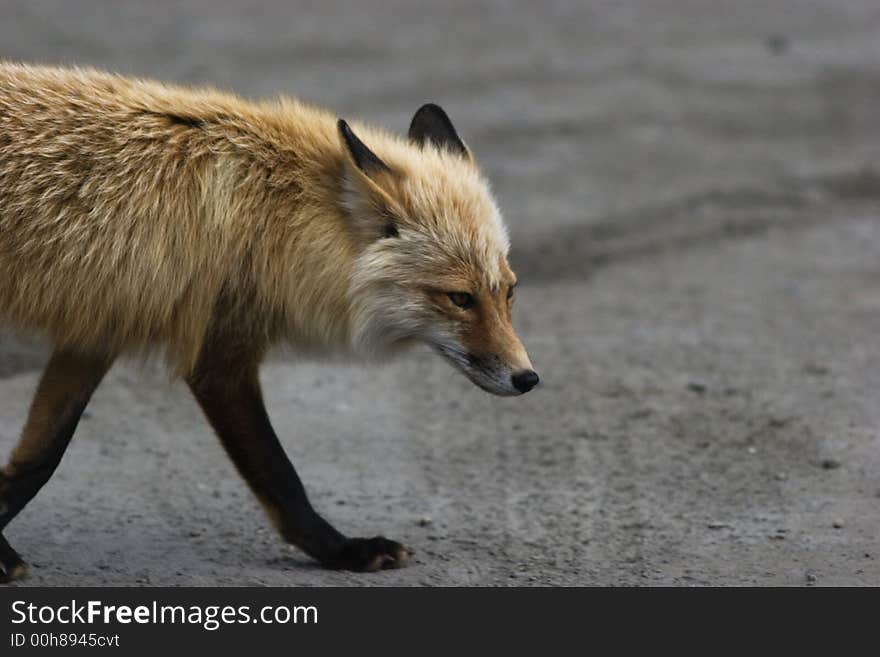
[511,370,540,393]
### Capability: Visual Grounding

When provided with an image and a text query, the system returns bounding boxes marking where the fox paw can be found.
[0,560,29,583]
[0,534,29,584]
[331,537,413,572]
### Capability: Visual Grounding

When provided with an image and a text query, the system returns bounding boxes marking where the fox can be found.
[0,62,538,581]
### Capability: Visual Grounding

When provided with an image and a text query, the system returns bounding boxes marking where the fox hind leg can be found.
[0,348,113,582]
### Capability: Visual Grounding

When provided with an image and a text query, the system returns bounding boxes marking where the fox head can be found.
[339,104,538,396]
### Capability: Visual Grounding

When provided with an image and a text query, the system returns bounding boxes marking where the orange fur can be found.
[0,62,531,391]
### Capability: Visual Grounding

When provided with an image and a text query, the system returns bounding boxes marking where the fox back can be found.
[0,64,335,371]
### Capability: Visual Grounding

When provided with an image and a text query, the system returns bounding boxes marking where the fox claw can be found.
[330,537,413,572]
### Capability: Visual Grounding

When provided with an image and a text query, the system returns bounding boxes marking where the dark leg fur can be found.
[0,349,113,581]
[187,340,412,572]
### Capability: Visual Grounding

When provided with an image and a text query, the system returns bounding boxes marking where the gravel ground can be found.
[0,0,878,585]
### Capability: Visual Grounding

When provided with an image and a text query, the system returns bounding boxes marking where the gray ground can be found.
[1,0,878,586]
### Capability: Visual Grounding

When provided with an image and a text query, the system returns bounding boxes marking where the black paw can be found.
[330,536,413,572]
[0,534,29,583]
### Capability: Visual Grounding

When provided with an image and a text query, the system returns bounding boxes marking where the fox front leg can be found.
[186,350,412,572]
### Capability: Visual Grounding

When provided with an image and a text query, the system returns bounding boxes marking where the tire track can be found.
[513,168,880,283]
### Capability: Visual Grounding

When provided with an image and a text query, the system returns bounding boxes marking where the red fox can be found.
[0,63,538,580]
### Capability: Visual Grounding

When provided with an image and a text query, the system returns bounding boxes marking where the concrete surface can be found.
[0,0,878,585]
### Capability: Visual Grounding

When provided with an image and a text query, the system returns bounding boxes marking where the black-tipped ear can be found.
[408,103,469,157]
[338,119,392,176]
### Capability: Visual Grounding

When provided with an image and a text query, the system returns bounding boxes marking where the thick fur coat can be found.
[0,63,517,379]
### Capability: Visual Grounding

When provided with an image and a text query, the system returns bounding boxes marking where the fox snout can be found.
[435,341,538,397]
[460,354,539,397]
[473,355,539,397]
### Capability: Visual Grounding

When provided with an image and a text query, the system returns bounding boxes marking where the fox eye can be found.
[447,292,475,309]
[507,284,517,300]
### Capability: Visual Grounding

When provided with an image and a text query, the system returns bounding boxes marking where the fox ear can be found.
[408,103,469,158]
[338,120,401,241]
[338,119,392,178]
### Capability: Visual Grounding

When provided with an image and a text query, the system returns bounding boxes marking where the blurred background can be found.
[0,0,878,585]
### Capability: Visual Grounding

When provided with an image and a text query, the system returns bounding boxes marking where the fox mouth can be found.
[432,344,521,397]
